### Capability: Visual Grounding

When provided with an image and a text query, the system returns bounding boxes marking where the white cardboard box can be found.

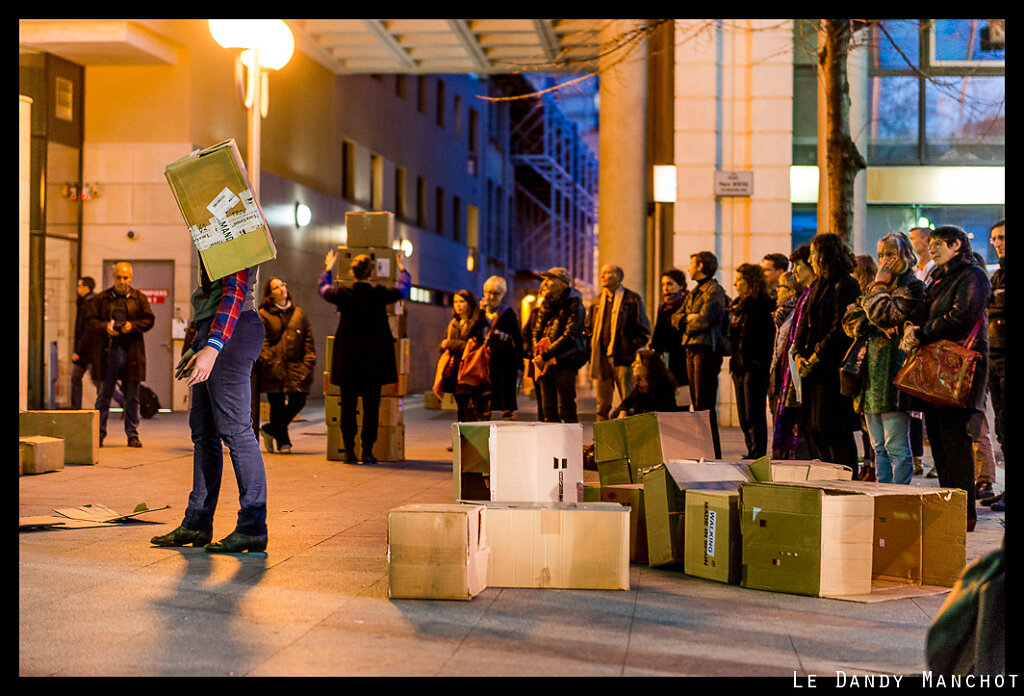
[453,422,583,504]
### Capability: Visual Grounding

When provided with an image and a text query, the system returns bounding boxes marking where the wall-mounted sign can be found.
[138,288,168,305]
[714,171,754,197]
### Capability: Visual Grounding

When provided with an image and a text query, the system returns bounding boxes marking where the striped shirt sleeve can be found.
[205,268,249,352]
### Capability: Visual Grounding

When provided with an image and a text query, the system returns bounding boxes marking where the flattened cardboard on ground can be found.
[739,480,966,602]
[19,410,99,465]
[19,503,171,531]
[747,456,853,482]
[19,436,65,474]
[387,503,489,600]
[483,501,630,590]
[593,411,716,483]
[452,422,583,504]
[164,139,276,280]
[601,483,648,564]
[642,459,752,567]
[684,490,742,584]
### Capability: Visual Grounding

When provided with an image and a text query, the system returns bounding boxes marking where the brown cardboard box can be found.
[335,246,400,286]
[747,456,853,482]
[601,483,648,564]
[164,139,276,280]
[484,502,630,590]
[593,411,716,483]
[19,410,99,465]
[346,211,395,248]
[740,480,967,601]
[684,490,741,584]
[387,503,489,600]
[325,395,403,427]
[327,424,404,462]
[19,436,65,475]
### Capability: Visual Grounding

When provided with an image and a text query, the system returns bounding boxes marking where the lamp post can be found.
[208,19,294,198]
[652,165,676,305]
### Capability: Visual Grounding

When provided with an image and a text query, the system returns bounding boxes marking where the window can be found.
[370,154,383,211]
[868,20,1004,165]
[454,94,463,137]
[435,186,445,236]
[417,177,427,228]
[452,195,462,243]
[436,80,446,128]
[468,108,480,175]
[395,166,407,220]
[395,74,406,99]
[341,140,356,201]
[418,76,428,114]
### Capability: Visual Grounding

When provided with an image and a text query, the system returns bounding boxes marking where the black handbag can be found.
[839,335,869,398]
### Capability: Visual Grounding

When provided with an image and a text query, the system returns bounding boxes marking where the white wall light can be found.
[653,165,677,203]
[294,202,311,227]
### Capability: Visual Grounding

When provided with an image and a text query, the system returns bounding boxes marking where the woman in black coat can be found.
[439,289,489,422]
[319,249,410,464]
[649,268,689,388]
[901,225,990,531]
[728,263,777,459]
[792,233,862,476]
[258,276,316,453]
[480,276,523,420]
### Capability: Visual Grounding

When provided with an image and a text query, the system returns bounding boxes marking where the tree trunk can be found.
[818,19,867,247]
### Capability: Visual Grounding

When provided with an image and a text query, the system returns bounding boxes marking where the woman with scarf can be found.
[770,249,815,459]
[649,268,689,390]
[728,263,777,459]
[439,289,489,422]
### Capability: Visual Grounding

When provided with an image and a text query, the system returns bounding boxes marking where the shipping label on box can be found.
[336,246,400,285]
[594,411,716,482]
[484,502,630,590]
[452,422,583,504]
[684,490,741,584]
[346,211,395,248]
[164,139,276,280]
[387,504,489,600]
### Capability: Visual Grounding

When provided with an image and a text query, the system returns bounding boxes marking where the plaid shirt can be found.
[191,267,250,353]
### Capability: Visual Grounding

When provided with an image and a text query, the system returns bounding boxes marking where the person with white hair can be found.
[479,276,523,420]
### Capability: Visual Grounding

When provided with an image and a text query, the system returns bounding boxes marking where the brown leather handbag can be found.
[893,316,984,408]
[458,315,498,387]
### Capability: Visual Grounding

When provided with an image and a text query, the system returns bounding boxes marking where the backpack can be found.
[139,385,161,419]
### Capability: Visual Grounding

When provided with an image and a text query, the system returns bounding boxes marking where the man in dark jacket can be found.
[86,263,155,447]
[586,264,651,421]
[986,220,1005,511]
[526,267,587,423]
[672,251,729,458]
[70,276,97,410]
[319,249,410,463]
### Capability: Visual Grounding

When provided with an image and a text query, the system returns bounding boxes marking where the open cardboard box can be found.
[593,411,716,484]
[452,422,583,504]
[747,455,853,482]
[739,480,966,602]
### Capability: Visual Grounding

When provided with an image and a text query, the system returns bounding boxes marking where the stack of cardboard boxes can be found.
[324,212,408,462]
[19,410,101,474]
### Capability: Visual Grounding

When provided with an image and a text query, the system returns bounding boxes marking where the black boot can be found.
[150,525,212,548]
[204,530,268,553]
[361,442,378,464]
[344,440,358,464]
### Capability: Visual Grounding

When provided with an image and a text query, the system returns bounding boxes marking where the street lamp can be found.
[651,165,676,304]
[208,19,294,198]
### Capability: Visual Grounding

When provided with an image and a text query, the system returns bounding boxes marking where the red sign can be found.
[139,288,168,305]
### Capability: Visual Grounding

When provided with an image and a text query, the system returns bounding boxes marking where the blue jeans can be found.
[865,411,913,485]
[183,311,268,537]
[95,346,139,440]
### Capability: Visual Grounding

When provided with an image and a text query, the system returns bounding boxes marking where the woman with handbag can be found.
[842,233,926,485]
[257,277,317,453]
[439,289,489,422]
[900,225,991,531]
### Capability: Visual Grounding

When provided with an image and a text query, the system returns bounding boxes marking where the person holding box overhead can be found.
[319,248,411,463]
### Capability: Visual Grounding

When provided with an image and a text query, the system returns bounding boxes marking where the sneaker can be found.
[277,444,291,454]
[913,457,923,475]
[926,466,938,479]
[260,425,275,453]
[990,495,1005,512]
[983,492,1004,507]
[127,436,142,448]
[976,482,996,503]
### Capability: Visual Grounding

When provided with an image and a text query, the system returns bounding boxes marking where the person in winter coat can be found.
[439,289,489,423]
[85,262,155,447]
[901,225,991,531]
[525,267,588,423]
[257,277,316,453]
[792,233,862,476]
[770,253,815,460]
[479,276,523,420]
[649,268,689,390]
[728,263,777,459]
[672,251,729,458]
[842,232,926,485]
[609,348,679,419]
[319,249,410,464]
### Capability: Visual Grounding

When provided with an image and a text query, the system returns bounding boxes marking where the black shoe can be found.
[151,525,213,548]
[343,441,358,464]
[983,492,1004,507]
[976,482,996,503]
[260,425,275,453]
[204,530,268,553]
[361,447,379,464]
[127,436,142,448]
[990,494,1005,512]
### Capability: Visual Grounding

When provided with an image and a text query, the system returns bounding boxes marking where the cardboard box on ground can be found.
[164,139,276,281]
[19,410,99,466]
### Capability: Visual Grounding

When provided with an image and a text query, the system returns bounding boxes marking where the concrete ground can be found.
[19,390,1005,677]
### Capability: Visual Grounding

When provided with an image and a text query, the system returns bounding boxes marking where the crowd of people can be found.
[67,219,1001,551]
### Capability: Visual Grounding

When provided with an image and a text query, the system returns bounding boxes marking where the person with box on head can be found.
[319,249,410,464]
[585,264,651,422]
[85,262,154,448]
[671,251,729,458]
[257,276,317,454]
[152,263,268,553]
[525,267,588,423]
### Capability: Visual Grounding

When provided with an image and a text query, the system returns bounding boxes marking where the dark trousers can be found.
[686,346,722,458]
[340,383,382,447]
[96,346,140,440]
[988,354,1006,463]
[924,406,979,524]
[265,392,307,447]
[536,366,578,423]
[909,413,924,458]
[732,370,769,458]
[806,426,859,479]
